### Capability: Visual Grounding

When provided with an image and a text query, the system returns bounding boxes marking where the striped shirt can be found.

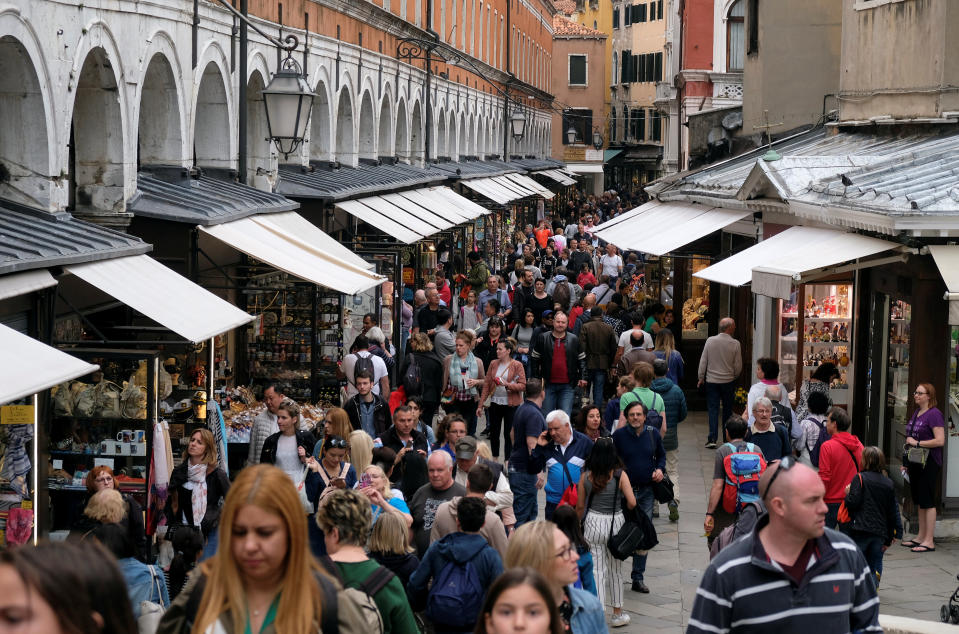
[687,515,882,634]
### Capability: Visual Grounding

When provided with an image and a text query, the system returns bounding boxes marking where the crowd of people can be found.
[22,190,937,633]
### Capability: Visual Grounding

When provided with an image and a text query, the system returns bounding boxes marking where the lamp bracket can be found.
[211,0,299,54]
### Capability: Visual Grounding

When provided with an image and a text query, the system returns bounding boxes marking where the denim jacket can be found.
[568,585,609,633]
[118,557,169,619]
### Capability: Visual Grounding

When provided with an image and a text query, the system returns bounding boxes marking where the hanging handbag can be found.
[835,446,861,526]
[647,428,673,503]
[904,411,930,466]
[606,473,645,560]
[137,564,168,634]
[558,461,578,508]
[296,465,316,514]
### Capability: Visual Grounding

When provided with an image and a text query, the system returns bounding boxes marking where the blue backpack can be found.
[426,554,485,628]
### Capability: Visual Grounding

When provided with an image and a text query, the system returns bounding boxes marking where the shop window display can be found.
[682,256,711,340]
[946,326,959,497]
[886,299,912,465]
[782,283,853,403]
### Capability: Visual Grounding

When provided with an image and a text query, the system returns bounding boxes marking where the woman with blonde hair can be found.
[358,464,413,527]
[156,465,365,634]
[369,511,419,587]
[505,521,607,633]
[313,407,353,458]
[164,428,230,560]
[348,429,374,474]
[81,465,146,561]
[653,328,684,385]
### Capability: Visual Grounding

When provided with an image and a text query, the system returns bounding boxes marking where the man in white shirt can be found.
[612,312,655,370]
[341,334,390,400]
[247,382,286,465]
[600,244,624,281]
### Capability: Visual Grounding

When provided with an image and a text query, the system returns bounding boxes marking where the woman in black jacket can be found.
[259,398,317,473]
[79,465,147,561]
[844,445,899,584]
[164,428,230,560]
[400,333,444,428]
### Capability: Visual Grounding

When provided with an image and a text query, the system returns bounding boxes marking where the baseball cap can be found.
[454,436,478,459]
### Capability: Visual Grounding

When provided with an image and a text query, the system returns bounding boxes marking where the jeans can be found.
[544,383,575,415]
[587,369,607,408]
[631,485,655,583]
[852,532,884,585]
[545,501,558,520]
[446,398,479,436]
[509,470,539,527]
[200,527,219,562]
[825,502,841,529]
[487,402,515,459]
[706,380,736,442]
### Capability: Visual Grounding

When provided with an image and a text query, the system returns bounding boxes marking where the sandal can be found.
[901,540,921,548]
[911,545,936,553]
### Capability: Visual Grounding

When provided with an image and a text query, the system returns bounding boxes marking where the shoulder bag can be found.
[835,445,861,526]
[647,427,674,503]
[607,472,648,560]
[558,460,579,507]
[904,411,930,466]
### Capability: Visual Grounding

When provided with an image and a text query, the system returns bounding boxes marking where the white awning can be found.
[0,269,56,302]
[537,170,577,186]
[565,163,604,174]
[0,323,100,405]
[461,178,522,205]
[694,226,900,299]
[335,186,483,243]
[928,245,959,324]
[503,173,555,199]
[200,214,385,295]
[65,255,254,343]
[594,201,750,256]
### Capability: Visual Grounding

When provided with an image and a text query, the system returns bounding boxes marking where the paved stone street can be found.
[541,411,959,632]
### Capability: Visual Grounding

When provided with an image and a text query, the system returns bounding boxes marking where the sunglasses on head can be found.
[762,455,797,501]
[326,438,348,449]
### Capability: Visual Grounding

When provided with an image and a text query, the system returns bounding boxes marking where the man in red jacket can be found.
[818,407,863,529]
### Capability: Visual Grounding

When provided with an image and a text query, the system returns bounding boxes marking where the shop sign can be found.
[585,149,603,161]
[0,405,33,425]
[402,267,415,286]
[563,147,586,162]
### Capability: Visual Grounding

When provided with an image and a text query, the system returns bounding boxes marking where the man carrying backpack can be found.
[704,416,767,548]
[408,496,504,633]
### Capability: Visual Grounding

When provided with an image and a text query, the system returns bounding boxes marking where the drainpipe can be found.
[424,0,439,163]
[238,0,248,183]
[503,0,512,161]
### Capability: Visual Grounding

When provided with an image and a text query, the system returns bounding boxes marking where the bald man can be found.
[688,459,880,634]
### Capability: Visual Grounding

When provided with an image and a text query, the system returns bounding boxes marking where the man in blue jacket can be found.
[612,400,666,594]
[408,496,504,633]
[651,358,687,522]
[529,409,594,520]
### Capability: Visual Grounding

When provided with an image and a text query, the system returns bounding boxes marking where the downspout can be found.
[425,0,438,163]
[504,0,512,162]
[238,0,248,183]
[676,0,684,172]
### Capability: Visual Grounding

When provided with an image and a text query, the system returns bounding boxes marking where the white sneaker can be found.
[611,612,631,628]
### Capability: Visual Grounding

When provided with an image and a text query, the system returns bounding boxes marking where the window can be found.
[727,0,745,71]
[630,108,645,140]
[611,53,618,86]
[624,3,631,26]
[645,53,654,81]
[650,110,662,141]
[611,109,617,141]
[621,50,630,83]
[631,3,647,23]
[654,51,663,82]
[747,0,758,55]
[569,55,587,85]
[562,109,593,145]
[657,0,663,19]
[613,7,619,28]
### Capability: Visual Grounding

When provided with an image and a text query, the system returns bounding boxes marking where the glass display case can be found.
[785,283,854,405]
[44,349,157,533]
[885,299,912,465]
[682,256,711,340]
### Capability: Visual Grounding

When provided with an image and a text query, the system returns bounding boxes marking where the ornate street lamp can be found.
[592,129,604,150]
[566,126,578,145]
[262,54,315,158]
[510,108,528,141]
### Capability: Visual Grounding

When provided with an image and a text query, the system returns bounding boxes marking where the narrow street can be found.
[588,411,959,632]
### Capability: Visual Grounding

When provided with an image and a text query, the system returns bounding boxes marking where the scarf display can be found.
[187,463,208,528]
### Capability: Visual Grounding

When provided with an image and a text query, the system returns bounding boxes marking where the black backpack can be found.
[403,353,423,395]
[807,417,830,468]
[353,352,375,382]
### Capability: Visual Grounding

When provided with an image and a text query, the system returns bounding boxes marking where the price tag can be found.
[52,460,63,470]
[20,501,32,510]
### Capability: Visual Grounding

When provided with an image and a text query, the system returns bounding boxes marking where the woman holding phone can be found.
[303,435,356,556]
[358,464,413,527]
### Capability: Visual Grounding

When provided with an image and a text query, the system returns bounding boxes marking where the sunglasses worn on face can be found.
[762,455,797,501]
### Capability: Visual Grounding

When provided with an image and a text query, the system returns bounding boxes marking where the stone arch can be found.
[69,45,126,216]
[136,52,184,166]
[134,31,188,167]
[194,59,232,169]
[378,93,393,159]
[410,100,424,164]
[335,87,356,167]
[0,32,53,208]
[448,111,459,160]
[476,116,485,157]
[435,108,447,159]
[310,76,333,163]
[357,90,376,161]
